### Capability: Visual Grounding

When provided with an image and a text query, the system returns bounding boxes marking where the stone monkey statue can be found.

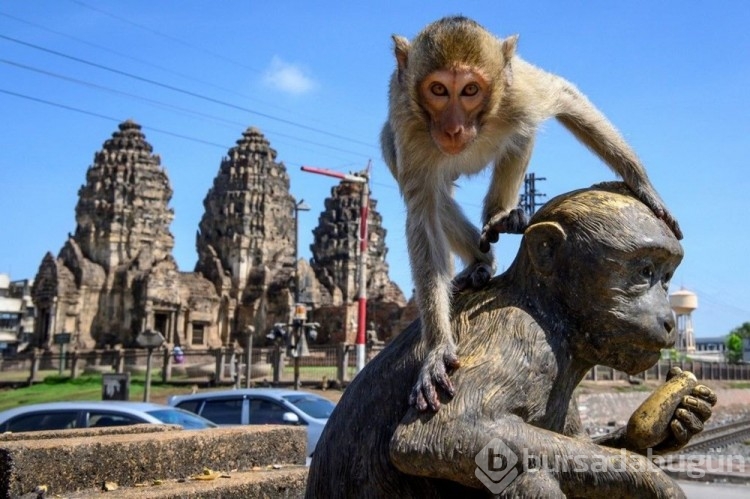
[306,182,714,498]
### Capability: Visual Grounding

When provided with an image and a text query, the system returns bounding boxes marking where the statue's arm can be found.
[390,412,684,498]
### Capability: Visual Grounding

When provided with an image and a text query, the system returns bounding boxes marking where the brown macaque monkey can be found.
[380,16,682,412]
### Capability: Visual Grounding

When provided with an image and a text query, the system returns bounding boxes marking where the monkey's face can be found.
[418,68,490,155]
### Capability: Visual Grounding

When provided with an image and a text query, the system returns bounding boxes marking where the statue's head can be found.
[520,182,683,373]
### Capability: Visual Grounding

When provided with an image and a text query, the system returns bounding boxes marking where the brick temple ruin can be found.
[30,120,407,351]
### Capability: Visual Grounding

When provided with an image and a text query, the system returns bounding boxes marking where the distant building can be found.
[0,274,35,356]
[30,121,407,350]
[31,121,221,349]
[693,336,727,362]
[684,335,750,363]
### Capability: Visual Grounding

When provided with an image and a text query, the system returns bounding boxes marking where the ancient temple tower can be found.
[74,120,175,270]
[310,177,406,342]
[32,120,221,348]
[195,127,297,341]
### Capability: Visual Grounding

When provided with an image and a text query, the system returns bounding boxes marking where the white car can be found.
[0,401,217,432]
[168,388,334,459]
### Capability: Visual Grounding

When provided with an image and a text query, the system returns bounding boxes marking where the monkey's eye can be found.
[462,83,480,97]
[429,82,448,96]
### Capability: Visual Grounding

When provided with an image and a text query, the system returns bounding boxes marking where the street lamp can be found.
[244,325,254,389]
[136,329,165,402]
[294,199,311,303]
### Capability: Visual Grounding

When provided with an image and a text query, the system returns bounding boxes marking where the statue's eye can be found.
[430,83,447,96]
[462,83,479,96]
[640,265,654,280]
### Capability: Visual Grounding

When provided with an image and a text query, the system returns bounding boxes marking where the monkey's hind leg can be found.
[479,207,528,253]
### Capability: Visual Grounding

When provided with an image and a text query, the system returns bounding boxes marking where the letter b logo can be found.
[475,438,520,494]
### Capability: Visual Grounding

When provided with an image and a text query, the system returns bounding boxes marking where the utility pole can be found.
[292,199,310,390]
[294,199,311,302]
[519,172,547,218]
[301,163,370,374]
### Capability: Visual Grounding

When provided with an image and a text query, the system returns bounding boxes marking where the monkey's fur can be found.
[381,16,683,411]
[306,183,713,498]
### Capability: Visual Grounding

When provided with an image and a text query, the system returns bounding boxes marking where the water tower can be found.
[669,289,697,353]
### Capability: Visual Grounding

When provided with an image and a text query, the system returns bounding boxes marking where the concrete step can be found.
[0,425,306,498]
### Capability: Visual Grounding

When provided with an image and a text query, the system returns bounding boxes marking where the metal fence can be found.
[0,343,386,388]
[1,347,748,387]
[586,359,750,382]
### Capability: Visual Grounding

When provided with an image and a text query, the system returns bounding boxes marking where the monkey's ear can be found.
[524,221,566,276]
[501,34,519,61]
[392,35,410,73]
[501,35,519,86]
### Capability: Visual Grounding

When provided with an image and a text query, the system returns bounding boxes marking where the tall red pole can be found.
[356,176,369,372]
[301,163,370,373]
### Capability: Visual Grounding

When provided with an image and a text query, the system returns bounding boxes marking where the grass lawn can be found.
[0,374,199,412]
[0,366,350,412]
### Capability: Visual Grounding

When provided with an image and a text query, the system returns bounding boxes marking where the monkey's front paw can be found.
[453,262,494,292]
[410,347,460,412]
[480,208,528,252]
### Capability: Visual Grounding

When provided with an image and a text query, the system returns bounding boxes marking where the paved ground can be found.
[679,480,750,498]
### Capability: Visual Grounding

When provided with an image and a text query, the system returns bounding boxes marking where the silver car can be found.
[0,401,217,432]
[167,388,334,459]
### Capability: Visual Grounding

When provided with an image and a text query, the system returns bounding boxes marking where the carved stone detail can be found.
[195,128,297,341]
[31,123,409,349]
[309,176,406,342]
[32,121,221,349]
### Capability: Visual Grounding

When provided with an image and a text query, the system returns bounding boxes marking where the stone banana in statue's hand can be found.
[626,367,716,453]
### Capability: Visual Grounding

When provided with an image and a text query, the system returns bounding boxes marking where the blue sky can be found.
[1,1,748,338]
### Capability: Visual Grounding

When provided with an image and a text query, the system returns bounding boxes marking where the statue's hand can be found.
[626,367,716,453]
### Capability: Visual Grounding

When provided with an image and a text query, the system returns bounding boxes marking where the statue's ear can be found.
[524,222,566,276]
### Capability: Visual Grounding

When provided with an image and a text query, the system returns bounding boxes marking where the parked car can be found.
[167,388,335,459]
[0,401,218,433]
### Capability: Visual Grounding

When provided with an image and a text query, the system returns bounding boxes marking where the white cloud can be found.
[261,56,317,95]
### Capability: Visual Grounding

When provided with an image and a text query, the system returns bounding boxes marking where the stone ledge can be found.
[65,466,308,498]
[0,424,181,442]
[0,426,306,498]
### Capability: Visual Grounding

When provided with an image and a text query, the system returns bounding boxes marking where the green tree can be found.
[725,332,744,364]
[730,322,750,339]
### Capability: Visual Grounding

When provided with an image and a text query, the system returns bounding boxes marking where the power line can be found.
[0,58,371,159]
[68,0,263,74]
[0,88,230,150]
[0,10,330,125]
[0,88,375,173]
[0,33,378,150]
